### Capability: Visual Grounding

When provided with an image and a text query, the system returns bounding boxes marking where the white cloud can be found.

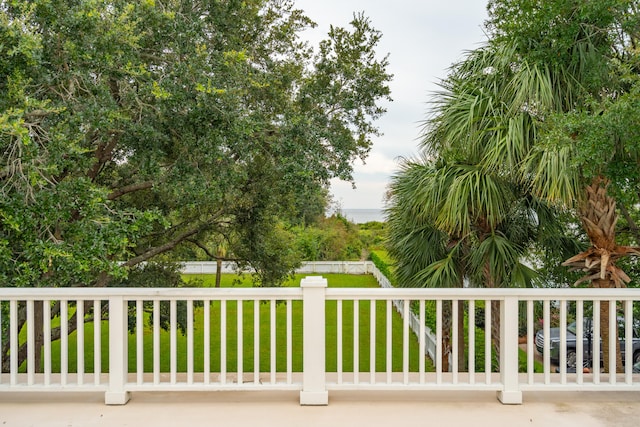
[330,177,390,210]
[296,0,489,209]
[353,151,398,175]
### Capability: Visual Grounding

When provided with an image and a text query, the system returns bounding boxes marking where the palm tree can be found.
[386,156,541,369]
[386,159,462,371]
[424,1,640,372]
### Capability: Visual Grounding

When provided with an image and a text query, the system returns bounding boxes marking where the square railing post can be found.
[300,276,329,405]
[498,296,522,404]
[105,296,130,405]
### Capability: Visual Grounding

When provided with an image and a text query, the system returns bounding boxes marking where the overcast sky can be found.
[294,0,489,209]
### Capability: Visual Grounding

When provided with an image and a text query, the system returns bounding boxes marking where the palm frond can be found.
[436,165,516,236]
[527,142,581,205]
[410,251,463,289]
[467,232,527,288]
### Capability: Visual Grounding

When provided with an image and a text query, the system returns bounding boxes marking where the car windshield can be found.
[558,318,638,337]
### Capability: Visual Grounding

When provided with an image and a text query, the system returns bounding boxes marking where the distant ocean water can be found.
[340,209,385,224]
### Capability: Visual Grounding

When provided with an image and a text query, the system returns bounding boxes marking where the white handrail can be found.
[1,279,639,406]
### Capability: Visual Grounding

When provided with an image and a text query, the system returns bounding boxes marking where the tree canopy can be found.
[388,0,640,291]
[0,0,392,288]
[386,0,639,371]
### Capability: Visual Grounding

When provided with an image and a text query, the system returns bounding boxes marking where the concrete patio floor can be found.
[1,390,639,427]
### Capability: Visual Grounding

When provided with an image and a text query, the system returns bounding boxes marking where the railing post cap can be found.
[300,276,328,288]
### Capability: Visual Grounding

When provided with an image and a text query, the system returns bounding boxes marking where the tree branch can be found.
[186,238,217,259]
[185,238,241,262]
[618,201,640,243]
[1,304,27,371]
[123,221,217,268]
[107,181,154,200]
[88,133,122,181]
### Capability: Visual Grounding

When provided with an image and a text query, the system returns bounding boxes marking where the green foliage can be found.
[386,158,549,290]
[486,0,624,94]
[0,0,392,371]
[357,221,387,253]
[388,1,640,292]
[0,0,391,291]
[234,221,302,287]
[484,0,640,212]
[483,0,640,290]
[369,250,396,285]
[292,214,364,261]
[384,0,640,369]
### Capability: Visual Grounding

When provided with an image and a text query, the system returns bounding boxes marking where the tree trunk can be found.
[442,301,451,372]
[2,300,97,373]
[442,301,466,372]
[579,179,623,373]
[215,258,222,288]
[483,258,500,370]
[594,279,624,373]
[457,300,466,371]
[34,302,44,373]
[1,303,26,372]
[563,177,632,374]
[491,300,501,370]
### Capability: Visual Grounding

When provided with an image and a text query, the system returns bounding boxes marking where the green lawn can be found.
[29,274,433,374]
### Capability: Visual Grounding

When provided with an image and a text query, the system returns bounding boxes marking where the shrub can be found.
[369,250,396,285]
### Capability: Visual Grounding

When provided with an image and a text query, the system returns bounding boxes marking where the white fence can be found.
[1,278,640,406]
[180,261,375,275]
[371,265,438,361]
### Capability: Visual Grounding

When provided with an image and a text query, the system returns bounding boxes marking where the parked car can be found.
[535,317,640,369]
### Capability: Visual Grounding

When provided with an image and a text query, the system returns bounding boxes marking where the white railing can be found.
[371,264,438,361]
[1,278,640,406]
[182,261,435,358]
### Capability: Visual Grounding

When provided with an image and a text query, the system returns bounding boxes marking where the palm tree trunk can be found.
[565,177,629,373]
[594,279,623,373]
[442,301,451,372]
[482,258,501,369]
[443,301,466,372]
[580,178,622,373]
[457,300,466,371]
[491,300,501,369]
